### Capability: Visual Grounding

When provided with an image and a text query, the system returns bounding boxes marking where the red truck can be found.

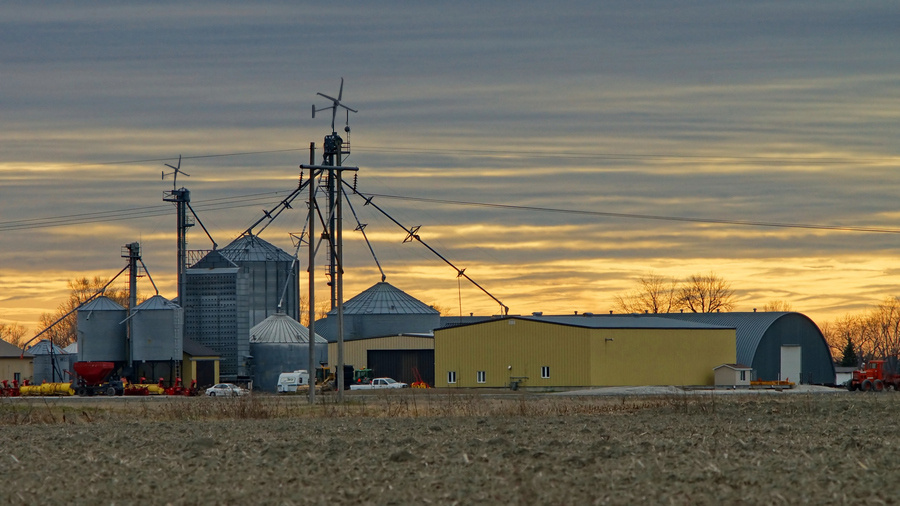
[848,360,900,392]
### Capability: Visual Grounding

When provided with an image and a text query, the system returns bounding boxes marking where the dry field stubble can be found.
[0,390,897,504]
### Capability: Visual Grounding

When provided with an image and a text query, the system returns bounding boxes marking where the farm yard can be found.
[0,389,895,504]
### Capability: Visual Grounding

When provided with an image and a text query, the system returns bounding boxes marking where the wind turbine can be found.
[312,78,357,133]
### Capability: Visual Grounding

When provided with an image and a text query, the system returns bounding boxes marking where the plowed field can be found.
[0,390,894,504]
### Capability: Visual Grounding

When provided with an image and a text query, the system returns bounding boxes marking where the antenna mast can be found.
[162,155,192,307]
[310,78,357,399]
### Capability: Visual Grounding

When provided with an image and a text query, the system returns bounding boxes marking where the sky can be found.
[3,1,900,334]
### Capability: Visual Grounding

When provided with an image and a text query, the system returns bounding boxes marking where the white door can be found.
[781,345,802,384]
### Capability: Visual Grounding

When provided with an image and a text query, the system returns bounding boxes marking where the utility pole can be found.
[307,142,317,405]
[311,78,357,401]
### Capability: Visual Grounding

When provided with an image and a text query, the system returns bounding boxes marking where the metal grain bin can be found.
[25,340,68,384]
[132,295,184,361]
[249,311,327,392]
[77,296,127,362]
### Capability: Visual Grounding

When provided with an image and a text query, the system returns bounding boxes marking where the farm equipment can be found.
[0,379,22,397]
[411,367,431,389]
[72,361,124,396]
[848,360,900,392]
[19,382,75,396]
[165,377,198,396]
[353,368,373,385]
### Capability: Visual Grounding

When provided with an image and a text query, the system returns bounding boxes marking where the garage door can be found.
[367,349,435,386]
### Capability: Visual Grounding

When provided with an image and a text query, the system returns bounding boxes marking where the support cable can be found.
[346,181,509,315]
[20,264,130,352]
[340,184,386,282]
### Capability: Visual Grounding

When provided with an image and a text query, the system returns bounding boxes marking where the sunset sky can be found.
[3,2,900,335]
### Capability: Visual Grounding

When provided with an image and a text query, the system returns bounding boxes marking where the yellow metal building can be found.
[182,338,220,388]
[328,334,434,385]
[434,315,736,388]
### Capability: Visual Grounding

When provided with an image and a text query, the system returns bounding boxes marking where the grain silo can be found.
[25,340,68,384]
[183,234,299,382]
[76,296,127,363]
[132,295,183,361]
[249,311,327,392]
[316,282,441,342]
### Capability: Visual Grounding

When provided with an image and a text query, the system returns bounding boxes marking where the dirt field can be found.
[0,390,896,504]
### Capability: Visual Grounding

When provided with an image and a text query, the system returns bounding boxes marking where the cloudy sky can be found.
[3,1,900,333]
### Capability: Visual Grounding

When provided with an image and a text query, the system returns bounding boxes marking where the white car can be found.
[205,383,248,397]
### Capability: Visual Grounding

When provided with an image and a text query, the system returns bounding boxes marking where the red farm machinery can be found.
[847,360,900,392]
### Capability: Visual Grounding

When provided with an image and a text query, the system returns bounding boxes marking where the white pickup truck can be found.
[349,377,409,390]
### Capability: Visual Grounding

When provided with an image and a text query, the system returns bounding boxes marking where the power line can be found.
[55,145,900,167]
[362,192,900,235]
[4,185,899,236]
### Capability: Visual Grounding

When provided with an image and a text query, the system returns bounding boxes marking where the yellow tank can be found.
[20,383,74,396]
[133,384,166,395]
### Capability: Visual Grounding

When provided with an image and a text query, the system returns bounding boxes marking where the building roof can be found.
[714,363,752,370]
[332,282,440,316]
[79,296,125,311]
[249,311,327,344]
[652,312,794,367]
[25,339,66,356]
[219,234,295,263]
[0,339,32,358]
[524,314,731,330]
[134,294,180,311]
[182,337,220,358]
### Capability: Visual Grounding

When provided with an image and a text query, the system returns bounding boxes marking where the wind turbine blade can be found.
[317,92,339,102]
[338,103,358,113]
[338,77,344,101]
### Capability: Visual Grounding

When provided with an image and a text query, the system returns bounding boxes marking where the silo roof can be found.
[249,311,327,344]
[220,235,295,263]
[26,339,67,356]
[333,282,440,316]
[134,295,180,310]
[79,296,125,311]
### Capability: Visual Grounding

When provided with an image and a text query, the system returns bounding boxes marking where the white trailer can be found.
[276,370,310,393]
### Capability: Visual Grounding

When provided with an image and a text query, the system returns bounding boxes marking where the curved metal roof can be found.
[79,296,125,311]
[220,235,295,263]
[134,294,180,311]
[655,312,795,365]
[26,339,66,356]
[332,282,441,316]
[249,311,327,344]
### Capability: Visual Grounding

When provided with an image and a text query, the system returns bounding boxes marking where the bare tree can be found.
[677,272,735,313]
[36,277,130,348]
[763,300,793,312]
[0,322,27,346]
[614,273,679,314]
[822,297,900,364]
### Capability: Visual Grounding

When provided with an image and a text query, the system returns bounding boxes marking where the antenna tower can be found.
[162,155,193,306]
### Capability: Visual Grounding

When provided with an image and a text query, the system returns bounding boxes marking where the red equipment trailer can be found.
[848,360,900,392]
[72,362,124,396]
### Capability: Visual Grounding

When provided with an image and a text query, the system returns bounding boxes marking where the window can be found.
[13,372,20,382]
[541,366,550,379]
[740,370,746,381]
[448,371,457,384]
[476,371,486,383]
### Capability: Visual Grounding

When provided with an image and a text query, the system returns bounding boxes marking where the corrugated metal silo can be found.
[249,311,327,392]
[317,282,441,342]
[76,296,127,362]
[132,295,184,361]
[25,340,68,383]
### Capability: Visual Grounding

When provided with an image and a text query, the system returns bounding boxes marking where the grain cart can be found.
[848,360,900,392]
[72,361,124,396]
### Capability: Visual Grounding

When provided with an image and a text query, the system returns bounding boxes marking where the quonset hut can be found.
[248,311,327,392]
[183,235,299,382]
[654,312,835,384]
[316,282,440,342]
